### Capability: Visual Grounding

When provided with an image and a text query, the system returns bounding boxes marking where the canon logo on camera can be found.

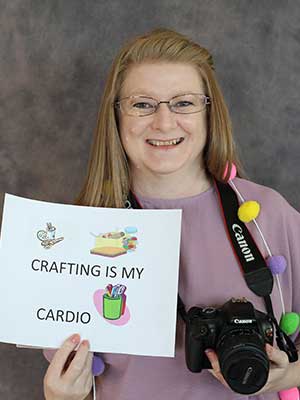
[233,318,254,324]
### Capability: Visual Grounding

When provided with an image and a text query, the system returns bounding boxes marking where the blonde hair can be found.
[75,28,246,208]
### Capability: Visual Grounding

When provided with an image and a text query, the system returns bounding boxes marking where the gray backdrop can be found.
[0,1,299,398]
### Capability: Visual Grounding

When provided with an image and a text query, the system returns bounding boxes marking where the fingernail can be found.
[266,344,273,355]
[70,334,80,344]
[81,340,90,349]
[205,349,213,354]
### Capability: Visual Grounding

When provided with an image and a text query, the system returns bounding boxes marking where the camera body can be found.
[185,298,274,394]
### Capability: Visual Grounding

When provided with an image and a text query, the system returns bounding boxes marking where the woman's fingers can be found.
[68,342,94,397]
[48,333,81,379]
[82,351,93,381]
[82,353,94,391]
[44,334,94,400]
[62,351,76,373]
[205,349,230,388]
[74,347,93,385]
[63,340,91,382]
[205,349,220,372]
[266,344,289,368]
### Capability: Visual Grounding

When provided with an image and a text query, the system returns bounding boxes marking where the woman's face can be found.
[118,62,208,177]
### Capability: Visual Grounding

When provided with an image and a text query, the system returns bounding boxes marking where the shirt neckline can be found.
[133,184,215,205]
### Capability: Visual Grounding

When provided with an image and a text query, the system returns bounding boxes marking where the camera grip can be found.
[185,324,205,372]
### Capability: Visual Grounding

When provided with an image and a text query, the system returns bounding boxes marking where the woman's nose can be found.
[150,103,178,132]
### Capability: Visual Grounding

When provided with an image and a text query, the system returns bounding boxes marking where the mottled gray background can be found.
[0,0,299,398]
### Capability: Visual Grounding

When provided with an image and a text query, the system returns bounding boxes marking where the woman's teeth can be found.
[147,138,183,146]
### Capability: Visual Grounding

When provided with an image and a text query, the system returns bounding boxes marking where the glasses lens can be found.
[122,96,157,116]
[170,94,207,114]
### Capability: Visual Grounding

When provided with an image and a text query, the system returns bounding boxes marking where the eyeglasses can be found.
[114,93,211,117]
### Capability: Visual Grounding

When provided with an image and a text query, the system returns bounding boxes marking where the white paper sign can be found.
[0,194,182,357]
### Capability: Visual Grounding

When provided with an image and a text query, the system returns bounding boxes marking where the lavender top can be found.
[44,177,300,400]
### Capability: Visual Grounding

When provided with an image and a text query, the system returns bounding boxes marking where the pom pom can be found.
[279,387,300,400]
[92,354,105,376]
[280,312,300,335]
[223,162,237,181]
[266,255,287,274]
[238,201,260,223]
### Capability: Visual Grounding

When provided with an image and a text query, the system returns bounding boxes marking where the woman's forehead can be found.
[120,62,205,96]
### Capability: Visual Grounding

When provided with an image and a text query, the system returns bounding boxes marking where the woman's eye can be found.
[133,102,154,109]
[174,101,193,107]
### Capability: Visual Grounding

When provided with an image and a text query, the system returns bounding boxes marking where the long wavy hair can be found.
[75,28,246,208]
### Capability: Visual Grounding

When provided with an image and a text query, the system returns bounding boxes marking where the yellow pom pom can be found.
[238,201,260,223]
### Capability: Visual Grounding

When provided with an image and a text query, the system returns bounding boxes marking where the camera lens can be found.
[217,330,269,394]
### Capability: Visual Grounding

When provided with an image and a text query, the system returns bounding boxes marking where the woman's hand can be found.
[44,334,93,400]
[205,344,300,394]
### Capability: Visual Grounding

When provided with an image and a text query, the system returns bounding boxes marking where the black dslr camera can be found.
[185,298,274,394]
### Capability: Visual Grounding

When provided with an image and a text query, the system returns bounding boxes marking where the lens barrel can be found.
[217,330,269,394]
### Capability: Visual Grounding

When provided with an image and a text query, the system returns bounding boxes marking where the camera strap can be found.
[213,180,274,297]
[213,180,298,361]
[127,181,298,361]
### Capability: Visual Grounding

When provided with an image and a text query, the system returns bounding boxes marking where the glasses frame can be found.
[113,93,211,117]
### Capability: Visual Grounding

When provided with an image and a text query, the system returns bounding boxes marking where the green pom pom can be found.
[280,312,300,335]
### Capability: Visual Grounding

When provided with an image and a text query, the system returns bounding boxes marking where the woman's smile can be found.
[145,137,185,149]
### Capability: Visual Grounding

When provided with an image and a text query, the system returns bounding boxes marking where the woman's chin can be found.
[130,157,191,176]
[144,162,187,176]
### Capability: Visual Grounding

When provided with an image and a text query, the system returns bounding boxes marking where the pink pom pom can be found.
[266,255,287,274]
[279,387,299,400]
[223,162,237,181]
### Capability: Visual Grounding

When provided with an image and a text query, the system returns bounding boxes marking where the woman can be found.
[43,28,300,400]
